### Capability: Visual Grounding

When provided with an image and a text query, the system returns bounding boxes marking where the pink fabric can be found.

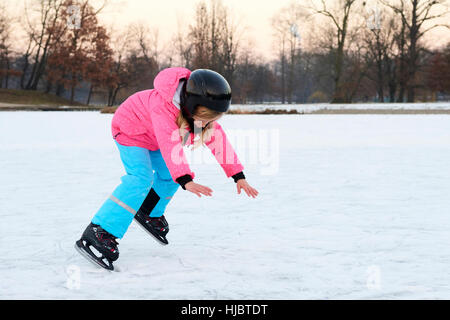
[111,67,244,183]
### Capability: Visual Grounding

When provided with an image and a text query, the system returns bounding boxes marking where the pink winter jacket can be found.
[111,67,244,183]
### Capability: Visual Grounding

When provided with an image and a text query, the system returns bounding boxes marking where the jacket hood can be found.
[153,67,191,103]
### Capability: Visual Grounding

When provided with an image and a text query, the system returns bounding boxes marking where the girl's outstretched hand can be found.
[237,179,259,198]
[185,181,213,198]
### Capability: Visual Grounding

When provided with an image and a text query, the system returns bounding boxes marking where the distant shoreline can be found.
[0,105,103,112]
[2,102,450,114]
[2,107,450,115]
[229,108,450,115]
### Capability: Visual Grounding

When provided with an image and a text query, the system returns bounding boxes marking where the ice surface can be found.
[0,111,449,299]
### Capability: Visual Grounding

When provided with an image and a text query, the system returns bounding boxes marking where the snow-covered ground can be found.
[1,111,450,299]
[231,102,450,113]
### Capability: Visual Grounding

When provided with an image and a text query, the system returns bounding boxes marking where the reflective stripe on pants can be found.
[91,141,179,238]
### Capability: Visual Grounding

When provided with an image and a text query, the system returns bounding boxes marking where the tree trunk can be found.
[45,81,52,94]
[406,0,419,103]
[5,57,10,89]
[397,83,405,102]
[378,86,384,102]
[388,84,396,102]
[331,36,347,103]
[56,83,64,96]
[406,85,415,102]
[20,57,29,89]
[397,56,406,102]
[107,86,120,106]
[288,49,295,104]
[107,87,113,106]
[86,84,94,105]
[376,57,384,102]
[70,85,75,105]
[111,86,121,106]
[281,54,286,104]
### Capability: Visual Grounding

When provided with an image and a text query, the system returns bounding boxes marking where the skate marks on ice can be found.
[2,113,450,299]
[74,240,116,272]
[133,219,169,246]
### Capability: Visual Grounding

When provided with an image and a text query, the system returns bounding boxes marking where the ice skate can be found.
[75,223,119,271]
[134,212,169,245]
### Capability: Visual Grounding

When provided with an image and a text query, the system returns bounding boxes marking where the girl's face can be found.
[192,106,223,128]
[192,114,223,127]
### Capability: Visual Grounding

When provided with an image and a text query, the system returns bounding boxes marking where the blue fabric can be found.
[91,141,179,238]
[147,149,180,218]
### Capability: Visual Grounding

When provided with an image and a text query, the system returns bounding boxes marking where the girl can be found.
[75,67,259,270]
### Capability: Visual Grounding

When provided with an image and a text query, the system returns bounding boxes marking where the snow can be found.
[1,111,450,299]
[231,102,450,112]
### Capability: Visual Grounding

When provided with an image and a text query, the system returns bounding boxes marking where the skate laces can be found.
[97,228,119,247]
[146,216,167,228]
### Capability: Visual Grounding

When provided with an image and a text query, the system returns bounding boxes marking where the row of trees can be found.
[0,0,449,105]
[270,0,450,103]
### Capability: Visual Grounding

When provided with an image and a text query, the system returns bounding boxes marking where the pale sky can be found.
[99,0,288,59]
[96,0,450,58]
[4,0,450,61]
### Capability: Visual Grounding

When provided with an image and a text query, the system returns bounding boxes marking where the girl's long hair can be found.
[176,106,223,149]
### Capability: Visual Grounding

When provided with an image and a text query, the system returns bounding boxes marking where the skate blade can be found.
[74,241,115,271]
[134,220,169,246]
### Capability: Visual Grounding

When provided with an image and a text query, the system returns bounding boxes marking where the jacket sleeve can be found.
[150,103,195,183]
[205,122,244,178]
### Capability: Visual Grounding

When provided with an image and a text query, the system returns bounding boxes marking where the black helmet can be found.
[181,69,232,119]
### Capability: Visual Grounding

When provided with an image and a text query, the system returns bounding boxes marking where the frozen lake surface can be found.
[1,111,449,299]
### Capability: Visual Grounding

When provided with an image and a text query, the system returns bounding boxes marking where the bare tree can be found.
[172,16,194,68]
[0,4,15,88]
[103,22,160,106]
[362,5,399,102]
[130,22,160,68]
[106,26,133,106]
[219,6,243,85]
[188,0,243,83]
[22,0,66,90]
[381,0,450,101]
[271,2,305,103]
[190,1,211,68]
[307,0,358,103]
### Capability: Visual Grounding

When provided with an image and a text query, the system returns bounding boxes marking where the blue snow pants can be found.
[91,141,180,238]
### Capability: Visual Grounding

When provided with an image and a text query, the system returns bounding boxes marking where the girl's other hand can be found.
[185,181,213,198]
[237,179,259,198]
